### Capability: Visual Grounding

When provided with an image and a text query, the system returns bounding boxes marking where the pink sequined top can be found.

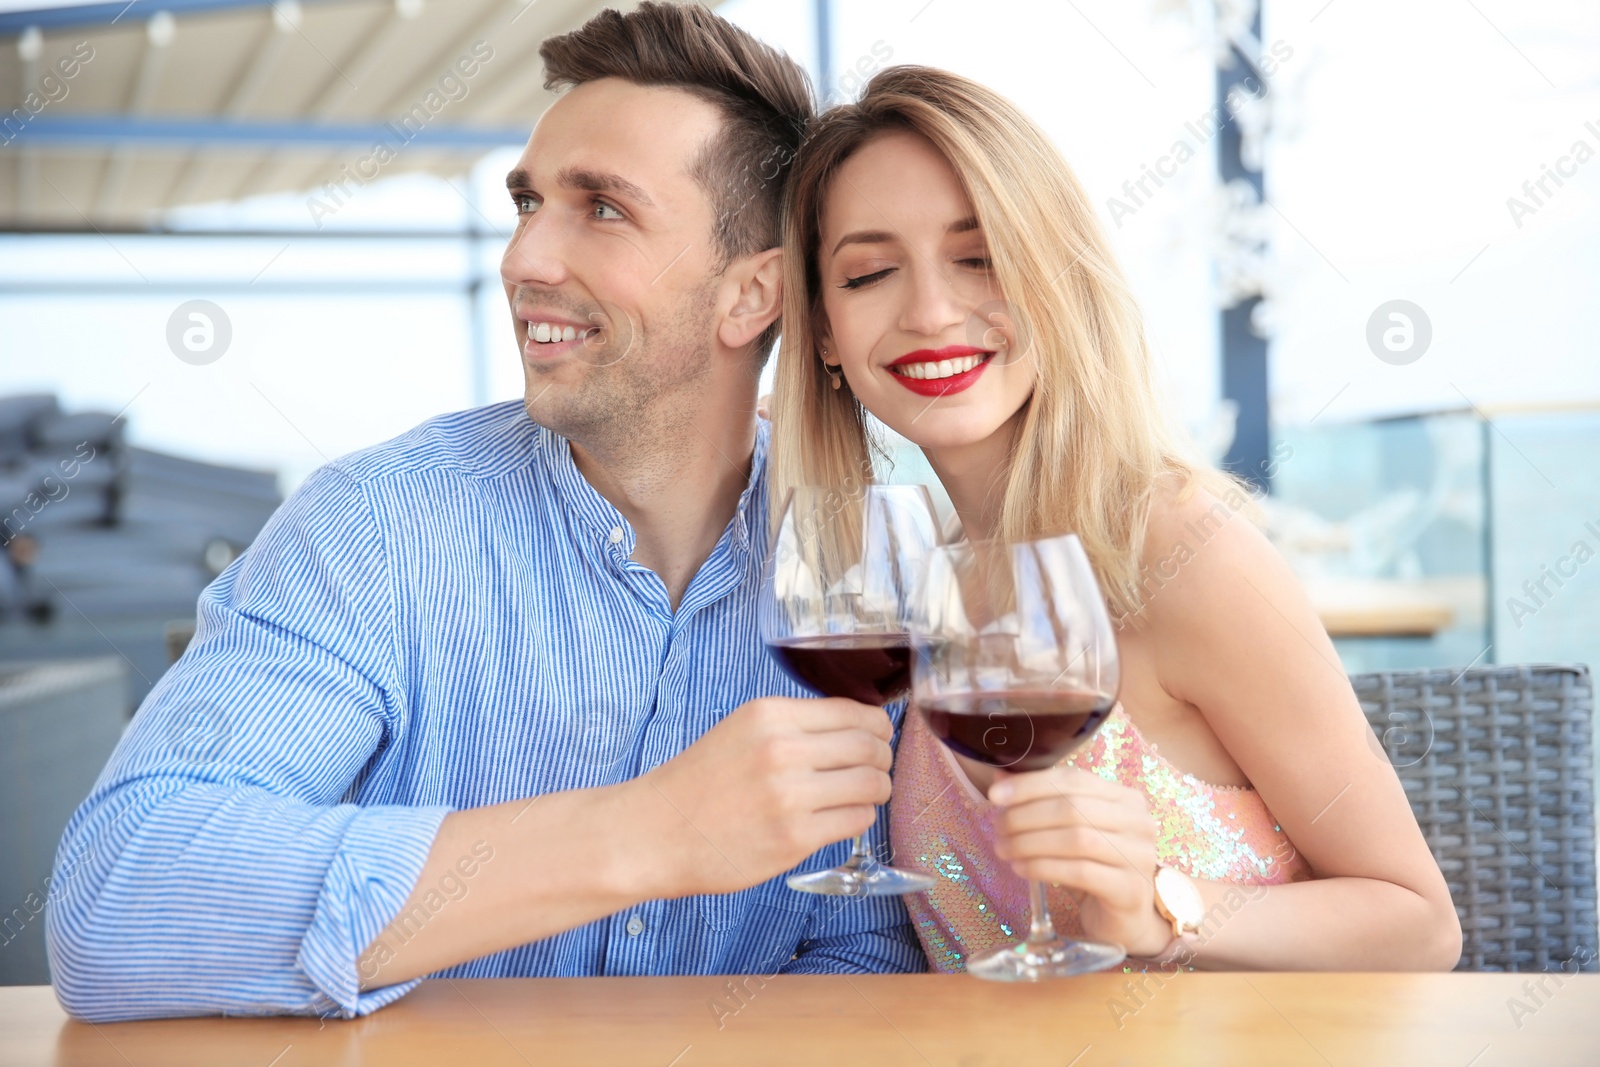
[889,701,1311,972]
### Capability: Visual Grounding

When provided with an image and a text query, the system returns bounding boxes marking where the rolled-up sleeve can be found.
[45,464,449,1022]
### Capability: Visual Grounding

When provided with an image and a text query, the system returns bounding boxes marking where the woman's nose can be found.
[898,264,968,338]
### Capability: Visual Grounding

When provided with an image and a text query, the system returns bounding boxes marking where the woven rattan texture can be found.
[1353,664,1597,972]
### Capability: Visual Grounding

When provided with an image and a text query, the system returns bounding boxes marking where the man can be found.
[47,3,923,1022]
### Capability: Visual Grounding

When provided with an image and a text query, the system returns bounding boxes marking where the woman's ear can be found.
[717,247,783,351]
[816,323,839,367]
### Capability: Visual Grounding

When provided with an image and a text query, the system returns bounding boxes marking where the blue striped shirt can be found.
[45,400,923,1022]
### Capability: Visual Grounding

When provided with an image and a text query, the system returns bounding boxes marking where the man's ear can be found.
[717,246,784,352]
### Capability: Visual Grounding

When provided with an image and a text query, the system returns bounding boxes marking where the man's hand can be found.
[357,696,891,990]
[637,696,893,897]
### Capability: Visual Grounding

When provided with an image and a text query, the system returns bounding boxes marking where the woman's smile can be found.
[886,345,996,395]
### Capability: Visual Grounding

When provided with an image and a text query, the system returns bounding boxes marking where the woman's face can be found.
[815,129,1036,451]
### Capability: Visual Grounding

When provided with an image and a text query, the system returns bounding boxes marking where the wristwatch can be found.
[1153,863,1204,939]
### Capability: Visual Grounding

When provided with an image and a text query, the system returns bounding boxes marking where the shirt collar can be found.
[731,418,770,558]
[534,419,771,564]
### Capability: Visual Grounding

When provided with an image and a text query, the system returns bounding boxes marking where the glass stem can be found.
[845,701,891,872]
[844,832,875,869]
[1026,880,1058,945]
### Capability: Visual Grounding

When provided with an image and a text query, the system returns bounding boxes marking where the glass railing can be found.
[1269,411,1490,674]
[866,406,1598,679]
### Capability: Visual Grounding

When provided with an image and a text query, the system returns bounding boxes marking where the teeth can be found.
[895,354,983,380]
[528,322,587,343]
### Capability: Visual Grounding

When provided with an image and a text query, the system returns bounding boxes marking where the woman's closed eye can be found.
[840,253,990,290]
[840,267,895,290]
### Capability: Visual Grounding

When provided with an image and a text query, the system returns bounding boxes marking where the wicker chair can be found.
[1352,664,1598,972]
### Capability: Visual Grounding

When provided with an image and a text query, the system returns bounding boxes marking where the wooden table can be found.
[1306,577,1463,638]
[5,973,1597,1066]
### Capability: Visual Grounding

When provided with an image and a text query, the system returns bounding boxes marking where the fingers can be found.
[989,765,1126,806]
[807,804,879,847]
[995,791,1149,836]
[988,768,1158,882]
[805,764,893,811]
[1005,855,1135,897]
[775,697,894,741]
[996,825,1143,870]
[803,728,893,773]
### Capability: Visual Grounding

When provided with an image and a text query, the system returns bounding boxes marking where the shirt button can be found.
[608,526,625,546]
[626,916,644,936]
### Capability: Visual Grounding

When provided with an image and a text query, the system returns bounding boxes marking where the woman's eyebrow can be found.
[830,216,982,257]
[830,229,896,257]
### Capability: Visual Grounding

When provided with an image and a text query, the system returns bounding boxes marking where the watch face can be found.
[1155,865,1205,929]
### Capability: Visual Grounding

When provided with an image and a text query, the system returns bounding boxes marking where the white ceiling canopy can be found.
[1,0,635,229]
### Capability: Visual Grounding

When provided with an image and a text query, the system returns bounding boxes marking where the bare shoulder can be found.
[1142,470,1269,578]
[1131,470,1364,785]
[1134,472,1313,640]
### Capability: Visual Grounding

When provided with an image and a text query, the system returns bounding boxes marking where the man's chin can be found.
[522,384,614,443]
[522,386,569,429]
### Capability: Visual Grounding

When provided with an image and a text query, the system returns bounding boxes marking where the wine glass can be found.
[760,484,942,896]
[911,533,1125,979]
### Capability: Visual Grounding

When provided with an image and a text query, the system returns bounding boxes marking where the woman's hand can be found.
[989,766,1173,958]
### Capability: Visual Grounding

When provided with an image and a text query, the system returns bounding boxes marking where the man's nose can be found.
[501,210,570,290]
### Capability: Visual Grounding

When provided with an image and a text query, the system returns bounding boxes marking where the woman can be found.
[769,66,1461,972]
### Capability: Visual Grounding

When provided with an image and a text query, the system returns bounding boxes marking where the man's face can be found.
[502,78,726,445]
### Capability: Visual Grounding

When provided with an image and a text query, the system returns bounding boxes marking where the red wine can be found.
[920,689,1114,771]
[768,635,912,705]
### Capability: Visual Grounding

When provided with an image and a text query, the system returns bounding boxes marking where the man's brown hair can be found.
[542,3,814,341]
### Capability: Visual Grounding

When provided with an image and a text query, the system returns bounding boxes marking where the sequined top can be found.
[890,701,1311,973]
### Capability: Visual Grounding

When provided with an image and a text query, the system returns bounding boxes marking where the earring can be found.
[821,347,842,390]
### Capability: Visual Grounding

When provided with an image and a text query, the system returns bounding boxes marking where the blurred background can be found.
[0,0,1596,981]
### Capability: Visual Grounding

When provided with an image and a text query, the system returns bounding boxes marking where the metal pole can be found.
[815,0,833,100]
[469,266,491,408]
[1217,6,1271,492]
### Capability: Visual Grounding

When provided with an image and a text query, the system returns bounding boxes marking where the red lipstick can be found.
[886,345,994,397]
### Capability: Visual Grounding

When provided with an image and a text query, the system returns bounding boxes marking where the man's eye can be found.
[593,200,624,221]
[840,268,894,290]
[513,194,540,215]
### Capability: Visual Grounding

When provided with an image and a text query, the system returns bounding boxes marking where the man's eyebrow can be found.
[504,166,657,209]
[556,166,656,207]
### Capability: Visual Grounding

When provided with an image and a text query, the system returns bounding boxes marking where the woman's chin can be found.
[858,371,1032,455]
[874,406,1011,453]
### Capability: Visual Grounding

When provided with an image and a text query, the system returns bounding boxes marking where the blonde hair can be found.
[769,65,1244,624]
